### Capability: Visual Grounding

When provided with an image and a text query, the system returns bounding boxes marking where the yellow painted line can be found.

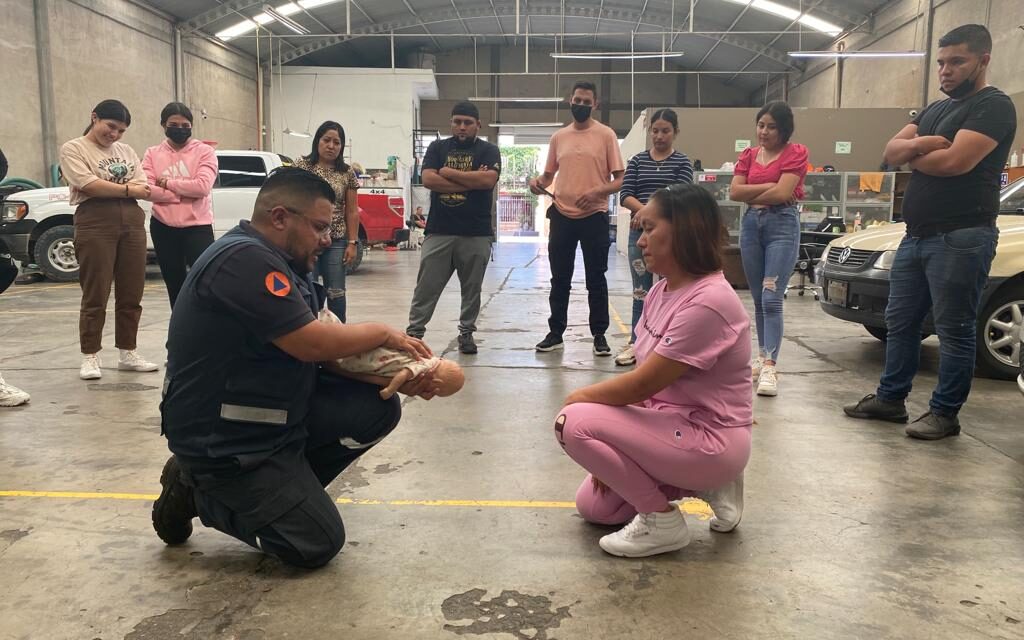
[608,301,630,336]
[0,491,713,517]
[0,310,79,314]
[0,490,158,500]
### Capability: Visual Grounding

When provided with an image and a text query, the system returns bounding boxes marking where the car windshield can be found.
[999,178,1024,215]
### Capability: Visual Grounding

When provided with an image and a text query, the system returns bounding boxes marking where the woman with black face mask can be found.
[142,102,218,308]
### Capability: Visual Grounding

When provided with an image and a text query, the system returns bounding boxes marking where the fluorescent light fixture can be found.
[263,4,309,35]
[788,50,926,58]
[798,14,843,36]
[217,0,342,40]
[283,127,311,138]
[469,97,564,103]
[550,52,683,60]
[494,122,565,128]
[722,0,844,36]
[752,0,799,21]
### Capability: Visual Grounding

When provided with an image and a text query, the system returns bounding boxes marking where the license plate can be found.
[826,280,848,307]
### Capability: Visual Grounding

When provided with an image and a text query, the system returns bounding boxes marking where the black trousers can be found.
[150,217,215,308]
[182,374,401,569]
[547,205,610,336]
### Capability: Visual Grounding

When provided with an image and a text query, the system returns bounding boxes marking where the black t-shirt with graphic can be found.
[902,86,1017,235]
[422,137,501,237]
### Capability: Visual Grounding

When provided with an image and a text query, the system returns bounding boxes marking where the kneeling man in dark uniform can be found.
[152,167,438,568]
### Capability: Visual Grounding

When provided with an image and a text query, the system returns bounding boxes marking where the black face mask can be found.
[570,103,593,123]
[165,127,192,144]
[940,62,983,100]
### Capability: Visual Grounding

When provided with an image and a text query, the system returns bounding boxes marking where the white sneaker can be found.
[0,376,30,407]
[751,355,765,381]
[118,350,159,373]
[756,364,778,396]
[598,509,691,558]
[614,344,636,366]
[700,474,744,533]
[80,354,102,380]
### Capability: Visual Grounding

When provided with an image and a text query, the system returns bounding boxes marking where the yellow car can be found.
[818,178,1024,380]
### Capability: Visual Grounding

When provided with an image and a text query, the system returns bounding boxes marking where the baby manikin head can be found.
[433,359,465,397]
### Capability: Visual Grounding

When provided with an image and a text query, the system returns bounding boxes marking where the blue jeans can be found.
[315,238,347,322]
[876,225,998,416]
[740,205,800,362]
[627,227,654,343]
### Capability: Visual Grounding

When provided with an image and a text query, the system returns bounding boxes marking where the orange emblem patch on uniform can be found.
[265,271,291,297]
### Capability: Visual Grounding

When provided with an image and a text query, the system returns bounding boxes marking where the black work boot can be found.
[843,394,909,423]
[152,455,197,545]
[905,412,961,440]
[458,333,478,354]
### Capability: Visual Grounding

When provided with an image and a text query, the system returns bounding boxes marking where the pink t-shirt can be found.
[734,142,809,201]
[634,273,753,428]
[544,121,625,218]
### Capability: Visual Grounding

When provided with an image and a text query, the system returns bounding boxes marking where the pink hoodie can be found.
[142,139,218,227]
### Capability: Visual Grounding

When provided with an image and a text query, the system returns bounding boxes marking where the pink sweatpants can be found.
[555,402,751,525]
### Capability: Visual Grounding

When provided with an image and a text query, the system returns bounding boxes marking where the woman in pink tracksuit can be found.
[143,102,218,308]
[554,183,753,558]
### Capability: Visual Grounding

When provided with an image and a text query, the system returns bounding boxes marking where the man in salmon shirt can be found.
[530,80,625,357]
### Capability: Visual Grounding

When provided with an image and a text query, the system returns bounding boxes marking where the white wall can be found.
[270,67,437,172]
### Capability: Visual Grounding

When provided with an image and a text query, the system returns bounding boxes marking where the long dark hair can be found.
[84,99,131,135]
[756,101,795,144]
[649,183,727,276]
[649,108,679,132]
[306,121,350,173]
[160,102,194,125]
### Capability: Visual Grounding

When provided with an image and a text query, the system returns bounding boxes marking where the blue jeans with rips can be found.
[315,238,348,322]
[876,225,998,416]
[627,227,654,343]
[740,205,801,363]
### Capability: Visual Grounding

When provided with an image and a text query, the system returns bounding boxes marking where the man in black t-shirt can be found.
[152,168,439,568]
[845,24,1016,440]
[406,101,501,354]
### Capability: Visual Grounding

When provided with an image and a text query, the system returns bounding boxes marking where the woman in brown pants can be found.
[59,99,159,380]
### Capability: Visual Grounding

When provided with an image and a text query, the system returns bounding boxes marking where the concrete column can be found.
[33,0,58,186]
[173,27,184,102]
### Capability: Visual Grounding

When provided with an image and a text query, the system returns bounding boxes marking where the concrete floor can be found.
[1,242,1022,640]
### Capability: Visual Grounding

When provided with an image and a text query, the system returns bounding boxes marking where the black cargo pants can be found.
[181,374,401,568]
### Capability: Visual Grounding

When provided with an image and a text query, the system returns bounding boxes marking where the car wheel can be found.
[34,225,79,282]
[975,283,1023,380]
[864,325,888,342]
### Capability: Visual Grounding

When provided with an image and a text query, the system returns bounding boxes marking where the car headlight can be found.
[1,201,28,222]
[872,250,896,270]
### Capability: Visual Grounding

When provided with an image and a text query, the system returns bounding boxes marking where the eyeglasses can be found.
[272,207,332,238]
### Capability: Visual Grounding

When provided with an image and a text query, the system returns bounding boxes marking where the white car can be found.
[0,151,290,281]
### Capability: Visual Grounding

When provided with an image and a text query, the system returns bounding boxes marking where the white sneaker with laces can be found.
[0,375,30,407]
[752,355,765,381]
[700,474,744,533]
[756,363,778,396]
[598,508,690,558]
[118,350,159,373]
[614,343,636,366]
[80,354,102,380]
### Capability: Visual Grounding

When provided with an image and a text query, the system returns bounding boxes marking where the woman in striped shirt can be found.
[615,109,694,366]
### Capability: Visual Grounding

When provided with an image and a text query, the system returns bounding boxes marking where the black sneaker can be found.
[535,333,564,352]
[593,335,612,356]
[843,394,908,423]
[458,333,478,354]
[905,412,961,440]
[152,455,197,545]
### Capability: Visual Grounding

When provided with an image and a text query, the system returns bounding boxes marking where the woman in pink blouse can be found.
[555,184,752,558]
[729,102,809,397]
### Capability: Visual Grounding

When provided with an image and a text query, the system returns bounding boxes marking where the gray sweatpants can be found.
[406,234,492,337]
